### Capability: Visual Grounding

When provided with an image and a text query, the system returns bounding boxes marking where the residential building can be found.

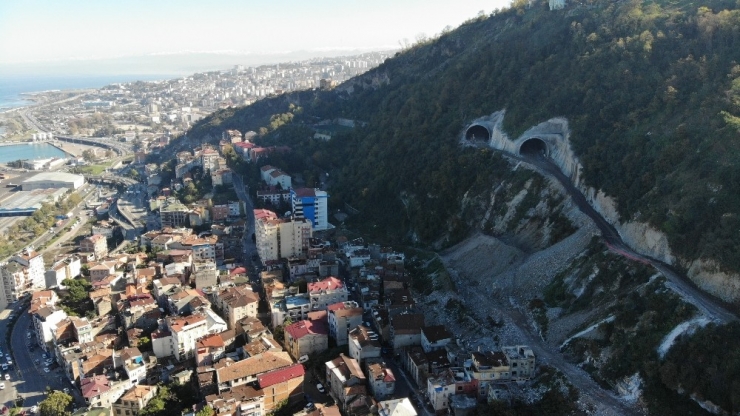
[167,314,208,361]
[214,285,259,329]
[206,384,265,416]
[366,360,396,400]
[32,306,67,351]
[160,198,189,228]
[308,277,348,311]
[215,351,293,392]
[81,235,109,260]
[81,375,129,409]
[253,209,312,262]
[113,347,147,385]
[325,354,366,408]
[13,248,47,290]
[389,313,425,351]
[45,256,82,288]
[257,363,305,412]
[421,325,453,353]
[377,398,417,416]
[427,368,476,414]
[196,333,226,366]
[327,301,363,346]
[284,319,328,360]
[290,188,329,231]
[501,345,536,381]
[348,325,381,364]
[112,385,158,416]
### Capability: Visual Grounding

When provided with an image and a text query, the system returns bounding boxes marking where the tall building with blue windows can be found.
[290,188,329,231]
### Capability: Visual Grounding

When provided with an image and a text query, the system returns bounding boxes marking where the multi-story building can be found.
[257,363,305,412]
[348,325,381,364]
[160,198,190,228]
[215,351,292,392]
[327,301,363,346]
[325,354,366,408]
[389,313,425,351]
[45,256,81,288]
[366,360,396,400]
[0,249,46,305]
[253,209,312,262]
[290,188,329,231]
[196,333,226,366]
[80,234,109,260]
[32,306,67,351]
[427,368,476,414]
[284,319,328,360]
[501,345,536,381]
[214,285,259,329]
[113,347,147,385]
[421,325,453,353]
[0,262,27,308]
[205,384,265,416]
[166,314,208,361]
[308,277,348,311]
[113,385,158,416]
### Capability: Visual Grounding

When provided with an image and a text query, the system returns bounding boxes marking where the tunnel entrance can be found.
[465,125,491,141]
[519,138,549,157]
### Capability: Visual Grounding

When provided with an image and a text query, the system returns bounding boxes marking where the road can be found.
[524,152,737,324]
[10,310,72,409]
[446,148,740,415]
[232,175,259,271]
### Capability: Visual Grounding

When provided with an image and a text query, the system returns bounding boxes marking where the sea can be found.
[0,73,175,112]
[0,142,69,164]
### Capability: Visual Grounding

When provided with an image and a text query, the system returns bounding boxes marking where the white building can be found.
[167,314,208,361]
[21,171,84,190]
[290,188,329,231]
[307,276,348,311]
[254,209,312,262]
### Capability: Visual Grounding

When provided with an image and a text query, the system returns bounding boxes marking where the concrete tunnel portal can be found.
[465,124,491,141]
[519,137,549,157]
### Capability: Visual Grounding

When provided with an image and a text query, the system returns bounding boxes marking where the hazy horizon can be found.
[0,49,396,78]
[0,0,513,77]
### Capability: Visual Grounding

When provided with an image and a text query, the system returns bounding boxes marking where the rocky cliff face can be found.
[468,112,740,302]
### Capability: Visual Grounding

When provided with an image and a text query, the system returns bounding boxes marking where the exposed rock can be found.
[687,259,740,302]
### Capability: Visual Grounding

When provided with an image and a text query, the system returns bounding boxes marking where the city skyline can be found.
[1,0,512,74]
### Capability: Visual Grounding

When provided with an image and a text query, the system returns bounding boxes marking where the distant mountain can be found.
[0,49,389,78]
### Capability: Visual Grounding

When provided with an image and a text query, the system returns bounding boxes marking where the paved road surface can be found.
[524,152,737,324]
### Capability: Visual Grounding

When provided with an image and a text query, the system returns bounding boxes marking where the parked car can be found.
[316,383,326,394]
[43,368,50,373]
[3,374,8,380]
[0,383,4,389]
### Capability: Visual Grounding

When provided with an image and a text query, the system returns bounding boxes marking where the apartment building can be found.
[290,188,329,231]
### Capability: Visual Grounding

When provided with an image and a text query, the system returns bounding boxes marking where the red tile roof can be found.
[285,319,328,340]
[308,277,344,293]
[257,363,305,388]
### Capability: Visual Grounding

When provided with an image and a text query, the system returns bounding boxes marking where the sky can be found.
[0,0,512,75]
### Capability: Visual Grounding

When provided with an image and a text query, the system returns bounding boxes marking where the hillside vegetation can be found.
[187,0,740,276]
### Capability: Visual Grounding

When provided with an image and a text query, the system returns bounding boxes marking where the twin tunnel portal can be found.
[465,124,549,157]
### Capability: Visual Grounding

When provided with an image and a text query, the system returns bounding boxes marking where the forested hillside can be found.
[187,0,740,280]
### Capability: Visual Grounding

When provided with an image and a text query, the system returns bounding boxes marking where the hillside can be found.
[173,0,740,413]
[186,0,740,301]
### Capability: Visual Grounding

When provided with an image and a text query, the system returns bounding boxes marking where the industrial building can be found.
[0,188,68,217]
[21,172,84,191]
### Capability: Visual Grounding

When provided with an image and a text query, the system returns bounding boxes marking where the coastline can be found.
[47,141,80,158]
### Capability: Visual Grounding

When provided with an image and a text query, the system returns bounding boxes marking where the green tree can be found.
[39,391,72,416]
[195,406,214,416]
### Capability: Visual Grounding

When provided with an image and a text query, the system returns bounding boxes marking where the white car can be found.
[3,374,8,380]
[316,383,326,394]
[44,367,50,373]
[0,382,4,389]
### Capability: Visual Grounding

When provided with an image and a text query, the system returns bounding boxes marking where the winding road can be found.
[523,152,737,324]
